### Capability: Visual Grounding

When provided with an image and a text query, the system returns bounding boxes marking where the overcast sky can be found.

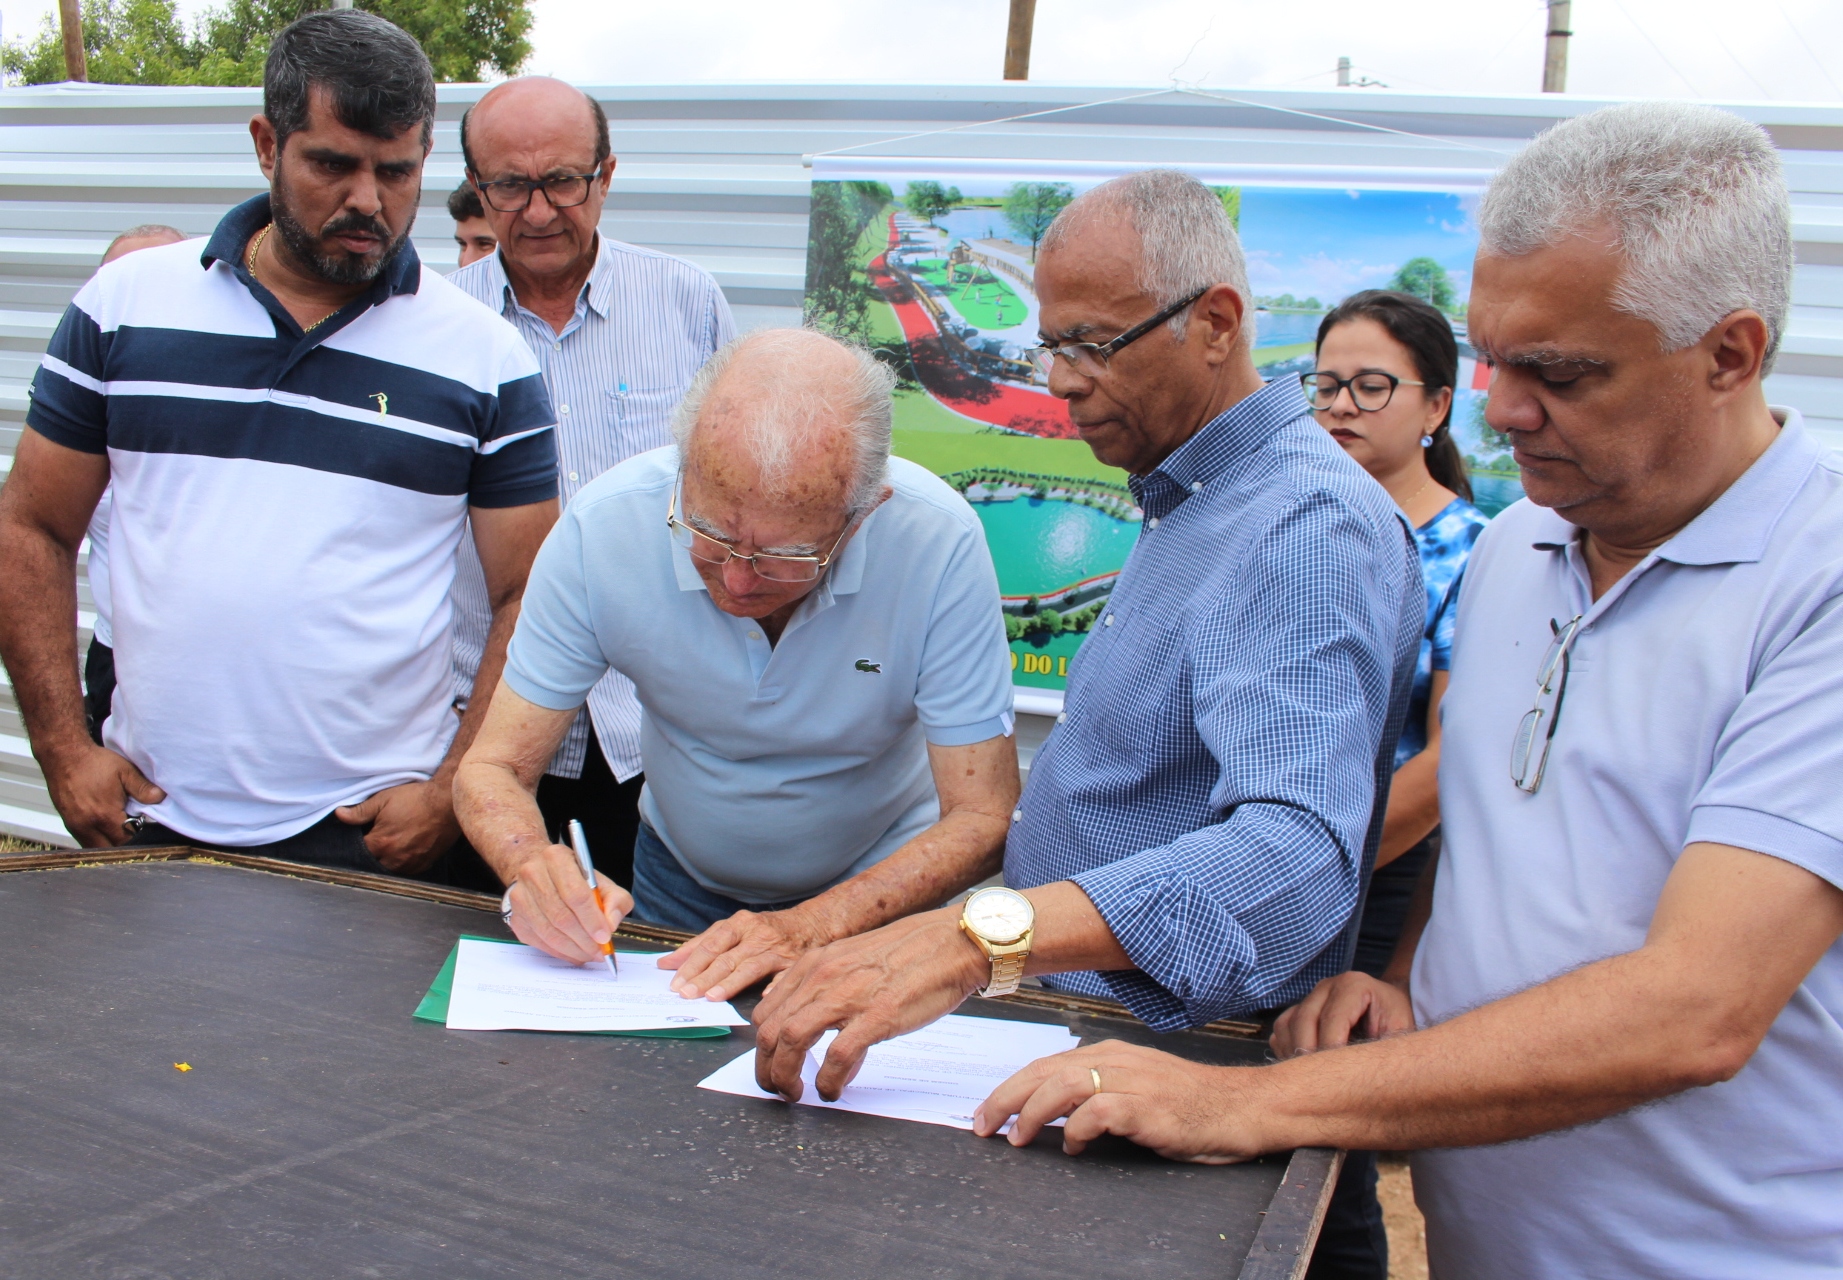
[3,0,1839,103]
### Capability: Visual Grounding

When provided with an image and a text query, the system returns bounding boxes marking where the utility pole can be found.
[1004,0,1036,81]
[58,0,86,82]
[1543,0,1572,93]
[1334,56,1385,88]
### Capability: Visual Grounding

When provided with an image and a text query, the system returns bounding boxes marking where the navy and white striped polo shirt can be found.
[27,194,558,845]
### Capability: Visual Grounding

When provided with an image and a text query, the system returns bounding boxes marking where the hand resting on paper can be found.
[659,906,832,1003]
[502,838,634,966]
[973,1039,1262,1164]
[751,908,990,1102]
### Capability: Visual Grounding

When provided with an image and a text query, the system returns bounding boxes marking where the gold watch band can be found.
[981,948,1028,998]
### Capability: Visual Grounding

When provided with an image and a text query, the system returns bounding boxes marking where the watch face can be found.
[964,888,1034,945]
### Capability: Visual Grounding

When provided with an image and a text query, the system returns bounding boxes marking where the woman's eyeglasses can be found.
[1510,614,1585,794]
[1300,370,1425,413]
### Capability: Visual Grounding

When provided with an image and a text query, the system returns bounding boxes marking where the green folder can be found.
[413,935,729,1038]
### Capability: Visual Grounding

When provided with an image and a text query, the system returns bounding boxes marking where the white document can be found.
[698,1013,1080,1131]
[446,938,748,1032]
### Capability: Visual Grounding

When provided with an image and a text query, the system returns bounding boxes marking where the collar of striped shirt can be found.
[1129,374,1306,521]
[475,233,617,323]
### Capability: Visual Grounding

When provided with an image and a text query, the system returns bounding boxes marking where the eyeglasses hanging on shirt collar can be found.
[666,481,853,584]
[1510,614,1586,794]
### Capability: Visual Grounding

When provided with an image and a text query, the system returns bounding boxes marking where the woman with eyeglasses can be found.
[1297,289,1490,1280]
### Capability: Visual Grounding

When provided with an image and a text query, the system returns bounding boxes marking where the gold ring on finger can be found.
[1090,1066,1103,1096]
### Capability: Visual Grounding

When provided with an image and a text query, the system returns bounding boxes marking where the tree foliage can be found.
[902,180,961,227]
[1210,185,1241,229]
[2,0,531,87]
[1389,256,1460,313]
[802,179,891,345]
[1002,181,1073,260]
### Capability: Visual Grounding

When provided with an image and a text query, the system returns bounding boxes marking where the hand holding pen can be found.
[569,819,619,977]
[497,821,632,967]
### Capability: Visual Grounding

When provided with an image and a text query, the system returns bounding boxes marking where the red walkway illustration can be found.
[870,217,1077,439]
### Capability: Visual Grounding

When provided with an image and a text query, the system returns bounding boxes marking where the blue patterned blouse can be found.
[1397,497,1491,769]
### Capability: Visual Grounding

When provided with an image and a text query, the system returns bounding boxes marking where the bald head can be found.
[672,330,896,620]
[103,224,184,265]
[461,76,608,176]
[676,330,895,519]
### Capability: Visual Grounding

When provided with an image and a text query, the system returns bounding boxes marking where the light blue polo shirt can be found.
[504,447,1014,903]
[1412,409,1843,1278]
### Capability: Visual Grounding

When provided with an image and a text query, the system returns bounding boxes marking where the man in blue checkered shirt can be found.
[749,169,1422,1102]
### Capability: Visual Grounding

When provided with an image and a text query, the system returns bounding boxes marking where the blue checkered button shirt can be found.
[1006,377,1422,1031]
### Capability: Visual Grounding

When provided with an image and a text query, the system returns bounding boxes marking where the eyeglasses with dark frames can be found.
[473,171,601,214]
[666,484,853,584]
[1301,370,1427,413]
[1510,614,1585,794]
[1026,286,1212,381]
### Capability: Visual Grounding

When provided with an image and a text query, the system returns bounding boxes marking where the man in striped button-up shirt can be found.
[751,170,1421,1105]
[448,76,736,885]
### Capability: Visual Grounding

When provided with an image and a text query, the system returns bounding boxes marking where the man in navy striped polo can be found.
[0,11,558,879]
[446,75,737,888]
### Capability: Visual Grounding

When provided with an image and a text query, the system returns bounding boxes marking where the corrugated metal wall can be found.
[1,82,1839,846]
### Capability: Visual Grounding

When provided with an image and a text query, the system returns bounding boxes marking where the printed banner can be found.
[803,163,1521,698]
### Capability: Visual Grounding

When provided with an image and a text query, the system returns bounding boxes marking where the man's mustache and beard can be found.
[270,166,417,286]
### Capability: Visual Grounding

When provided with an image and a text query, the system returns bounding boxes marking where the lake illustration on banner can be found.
[803,174,1522,694]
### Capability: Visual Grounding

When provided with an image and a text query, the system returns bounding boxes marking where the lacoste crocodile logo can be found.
[854,659,882,673]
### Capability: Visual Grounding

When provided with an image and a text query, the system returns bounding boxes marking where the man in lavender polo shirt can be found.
[977,103,1843,1280]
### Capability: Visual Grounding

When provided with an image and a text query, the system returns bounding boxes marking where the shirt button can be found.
[747,630,761,639]
[567,471,578,481]
[1104,614,1114,626]
[560,404,570,414]
[1146,517,1159,529]
[552,341,561,350]
[1011,809,1022,822]
[1190,481,1202,493]
[1056,712,1067,723]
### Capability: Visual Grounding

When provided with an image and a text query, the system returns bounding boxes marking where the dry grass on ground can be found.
[0,835,52,854]
[1380,1155,1428,1280]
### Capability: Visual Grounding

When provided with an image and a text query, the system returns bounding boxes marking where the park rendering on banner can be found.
[803,173,1521,694]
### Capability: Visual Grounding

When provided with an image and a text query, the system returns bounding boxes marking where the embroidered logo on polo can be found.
[854,659,882,673]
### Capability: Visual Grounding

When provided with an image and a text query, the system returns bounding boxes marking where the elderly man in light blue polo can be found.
[456,328,1019,1002]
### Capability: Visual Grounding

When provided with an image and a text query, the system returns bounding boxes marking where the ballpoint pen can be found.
[567,819,618,977]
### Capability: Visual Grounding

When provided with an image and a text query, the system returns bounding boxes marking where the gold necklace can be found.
[246,224,333,333]
[1399,474,1434,513]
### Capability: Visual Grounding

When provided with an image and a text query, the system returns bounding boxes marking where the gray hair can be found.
[1478,101,1792,369]
[1040,168,1252,341]
[671,329,896,515]
[103,224,184,263]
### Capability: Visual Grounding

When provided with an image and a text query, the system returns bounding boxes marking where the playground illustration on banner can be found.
[803,174,1520,694]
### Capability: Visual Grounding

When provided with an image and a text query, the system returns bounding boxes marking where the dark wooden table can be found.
[0,851,1336,1279]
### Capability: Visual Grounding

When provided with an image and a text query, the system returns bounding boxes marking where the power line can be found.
[1477,2,1554,83]
[1606,0,1706,95]
[1771,1,1843,98]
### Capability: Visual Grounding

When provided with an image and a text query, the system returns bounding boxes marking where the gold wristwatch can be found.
[959,887,1035,998]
